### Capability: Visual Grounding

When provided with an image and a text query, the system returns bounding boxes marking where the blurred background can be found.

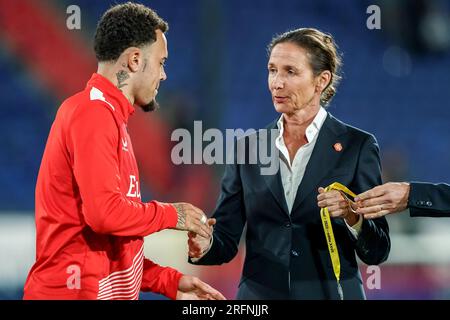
[1,0,450,300]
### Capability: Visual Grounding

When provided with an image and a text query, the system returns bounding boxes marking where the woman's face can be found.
[268,42,320,115]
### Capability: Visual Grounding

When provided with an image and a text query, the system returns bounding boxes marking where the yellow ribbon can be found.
[320,182,357,300]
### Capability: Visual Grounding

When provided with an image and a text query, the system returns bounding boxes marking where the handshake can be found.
[170,202,216,259]
[169,202,221,300]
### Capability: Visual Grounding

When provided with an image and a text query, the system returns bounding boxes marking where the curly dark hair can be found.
[94,2,168,62]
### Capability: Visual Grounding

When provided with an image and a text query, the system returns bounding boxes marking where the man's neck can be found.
[97,63,134,105]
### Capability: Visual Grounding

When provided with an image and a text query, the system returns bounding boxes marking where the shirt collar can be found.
[86,73,135,122]
[276,106,328,144]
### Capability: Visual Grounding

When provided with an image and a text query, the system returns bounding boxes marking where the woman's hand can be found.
[317,187,359,226]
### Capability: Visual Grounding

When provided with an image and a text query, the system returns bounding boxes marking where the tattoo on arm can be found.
[116,70,129,90]
[173,204,186,229]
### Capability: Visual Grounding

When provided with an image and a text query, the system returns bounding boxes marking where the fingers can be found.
[317,190,347,209]
[188,205,207,225]
[188,237,203,258]
[353,185,392,218]
[354,185,385,203]
[317,185,392,220]
[192,213,215,238]
[357,197,384,209]
[317,190,340,202]
[183,204,212,238]
[209,290,226,300]
[207,218,216,227]
[190,207,213,237]
[188,231,196,239]
[355,187,388,215]
[354,183,409,218]
[187,230,212,258]
[194,279,226,300]
[326,205,348,218]
[185,219,210,238]
[317,189,351,218]
[188,237,209,258]
[192,218,215,238]
[359,209,390,219]
[355,202,390,218]
[189,221,213,239]
[188,250,201,258]
[344,196,389,219]
[173,203,216,238]
[355,192,390,213]
[176,291,200,300]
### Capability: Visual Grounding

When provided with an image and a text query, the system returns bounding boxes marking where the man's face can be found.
[268,42,319,115]
[134,29,168,112]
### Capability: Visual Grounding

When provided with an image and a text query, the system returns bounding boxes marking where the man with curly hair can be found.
[23,2,224,300]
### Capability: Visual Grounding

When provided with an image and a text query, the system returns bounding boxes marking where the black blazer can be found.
[191,113,390,299]
[409,182,450,217]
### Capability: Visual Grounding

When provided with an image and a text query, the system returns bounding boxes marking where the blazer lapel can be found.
[259,120,290,217]
[261,165,290,216]
[291,113,347,213]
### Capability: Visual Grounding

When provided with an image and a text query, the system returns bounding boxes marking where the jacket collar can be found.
[261,111,348,217]
[86,73,135,123]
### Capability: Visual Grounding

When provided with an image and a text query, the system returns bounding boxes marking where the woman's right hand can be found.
[188,218,216,258]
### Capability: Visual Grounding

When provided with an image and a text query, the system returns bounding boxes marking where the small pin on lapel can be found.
[333,142,343,152]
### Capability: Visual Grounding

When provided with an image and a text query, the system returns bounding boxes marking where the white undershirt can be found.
[276,107,362,237]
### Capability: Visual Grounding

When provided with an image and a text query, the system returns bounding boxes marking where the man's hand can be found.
[176,275,226,300]
[354,182,410,219]
[317,187,359,226]
[188,219,215,258]
[171,203,212,238]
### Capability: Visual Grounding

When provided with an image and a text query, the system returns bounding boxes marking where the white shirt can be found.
[276,107,362,237]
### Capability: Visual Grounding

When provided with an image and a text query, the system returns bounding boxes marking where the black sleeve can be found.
[409,182,450,217]
[189,158,247,266]
[349,135,391,265]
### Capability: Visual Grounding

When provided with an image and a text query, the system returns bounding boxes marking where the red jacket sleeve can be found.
[141,258,183,300]
[68,102,178,236]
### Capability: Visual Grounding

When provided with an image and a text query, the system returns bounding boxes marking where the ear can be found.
[125,47,142,73]
[315,70,332,93]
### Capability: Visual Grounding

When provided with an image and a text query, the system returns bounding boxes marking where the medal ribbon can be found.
[320,182,357,300]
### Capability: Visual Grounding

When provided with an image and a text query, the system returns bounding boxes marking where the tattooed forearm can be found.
[173,203,186,229]
[116,70,129,90]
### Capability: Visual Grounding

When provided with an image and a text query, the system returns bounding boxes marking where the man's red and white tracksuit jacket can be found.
[23,74,182,300]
